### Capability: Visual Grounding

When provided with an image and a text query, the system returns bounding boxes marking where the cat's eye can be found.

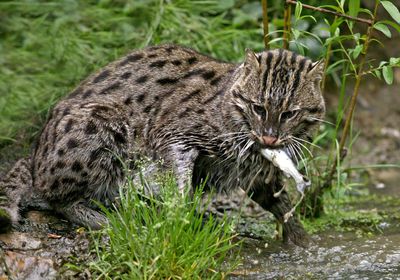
[280,110,298,121]
[252,104,266,118]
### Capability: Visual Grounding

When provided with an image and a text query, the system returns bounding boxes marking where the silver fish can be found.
[260,148,311,222]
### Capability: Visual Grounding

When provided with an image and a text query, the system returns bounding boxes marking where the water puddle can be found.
[230,167,400,280]
[232,229,400,279]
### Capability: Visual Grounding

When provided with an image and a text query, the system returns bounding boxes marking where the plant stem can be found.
[321,41,331,93]
[285,0,372,25]
[321,16,337,93]
[283,1,292,49]
[262,0,269,49]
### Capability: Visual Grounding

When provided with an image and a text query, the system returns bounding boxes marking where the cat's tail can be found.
[0,157,32,232]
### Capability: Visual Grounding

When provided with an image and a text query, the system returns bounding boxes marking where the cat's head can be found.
[229,48,325,149]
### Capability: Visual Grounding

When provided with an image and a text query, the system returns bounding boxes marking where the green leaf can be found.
[340,0,346,11]
[267,37,285,46]
[359,7,373,17]
[378,20,400,33]
[374,22,392,38]
[301,15,317,23]
[334,26,340,37]
[381,1,400,24]
[320,5,343,13]
[326,59,348,74]
[352,44,363,59]
[374,69,382,80]
[292,29,301,40]
[295,1,303,20]
[348,0,360,17]
[379,61,388,68]
[382,66,394,84]
[329,17,344,35]
[389,57,400,65]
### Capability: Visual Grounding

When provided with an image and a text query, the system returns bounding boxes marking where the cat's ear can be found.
[244,48,260,69]
[308,60,325,81]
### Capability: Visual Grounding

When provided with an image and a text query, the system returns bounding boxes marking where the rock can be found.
[385,253,400,265]
[27,211,56,225]
[0,232,42,250]
[381,127,400,139]
[378,222,390,229]
[359,259,372,269]
[1,251,57,280]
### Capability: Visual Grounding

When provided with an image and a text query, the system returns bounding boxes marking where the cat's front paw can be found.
[282,217,311,248]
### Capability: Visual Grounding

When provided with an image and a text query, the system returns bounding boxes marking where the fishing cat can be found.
[0,45,325,246]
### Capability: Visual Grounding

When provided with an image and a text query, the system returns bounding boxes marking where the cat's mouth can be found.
[259,142,285,149]
[250,131,285,149]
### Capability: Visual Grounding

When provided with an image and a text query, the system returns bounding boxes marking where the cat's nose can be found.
[262,136,278,146]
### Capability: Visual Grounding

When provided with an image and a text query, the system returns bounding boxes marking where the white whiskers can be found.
[308,117,334,126]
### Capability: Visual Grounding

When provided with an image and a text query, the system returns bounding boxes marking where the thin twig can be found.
[262,0,269,49]
[282,1,291,49]
[321,16,337,93]
[286,0,373,25]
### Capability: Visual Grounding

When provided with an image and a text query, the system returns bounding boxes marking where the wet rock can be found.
[27,211,57,224]
[375,182,386,189]
[381,127,400,139]
[378,222,390,229]
[328,246,343,254]
[385,253,400,265]
[0,232,42,250]
[1,251,57,280]
[359,259,372,269]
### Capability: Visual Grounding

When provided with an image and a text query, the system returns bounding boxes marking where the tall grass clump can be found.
[85,175,239,279]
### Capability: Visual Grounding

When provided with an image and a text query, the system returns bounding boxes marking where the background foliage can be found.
[0,0,264,152]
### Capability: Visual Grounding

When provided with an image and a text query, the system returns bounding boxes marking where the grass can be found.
[70,175,239,279]
[0,0,263,153]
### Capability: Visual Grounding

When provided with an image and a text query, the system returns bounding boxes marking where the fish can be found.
[260,148,310,194]
[260,148,311,222]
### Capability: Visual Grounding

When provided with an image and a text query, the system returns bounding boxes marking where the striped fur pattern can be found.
[0,45,324,245]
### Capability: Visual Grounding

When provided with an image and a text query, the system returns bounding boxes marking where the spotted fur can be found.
[0,45,325,245]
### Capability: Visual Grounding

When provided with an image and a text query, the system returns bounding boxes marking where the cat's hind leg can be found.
[57,201,108,230]
[0,157,32,232]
